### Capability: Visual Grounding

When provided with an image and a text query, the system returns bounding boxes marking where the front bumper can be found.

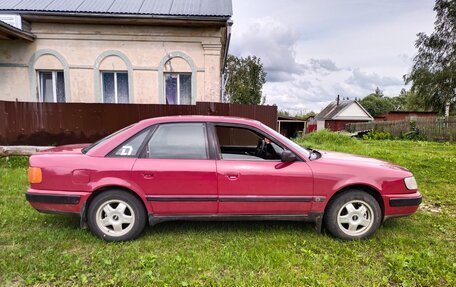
[26,189,90,215]
[383,191,422,217]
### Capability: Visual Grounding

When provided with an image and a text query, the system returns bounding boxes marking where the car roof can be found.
[138,115,263,127]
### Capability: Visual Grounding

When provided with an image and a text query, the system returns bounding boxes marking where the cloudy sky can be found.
[230,0,436,114]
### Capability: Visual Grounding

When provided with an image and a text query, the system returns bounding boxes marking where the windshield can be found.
[261,124,311,158]
[82,124,134,154]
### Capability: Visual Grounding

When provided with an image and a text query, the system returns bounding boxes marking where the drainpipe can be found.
[221,19,233,103]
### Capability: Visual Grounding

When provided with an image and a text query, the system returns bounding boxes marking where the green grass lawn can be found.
[1,136,455,286]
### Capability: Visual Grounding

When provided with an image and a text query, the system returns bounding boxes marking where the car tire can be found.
[87,190,147,242]
[324,190,382,240]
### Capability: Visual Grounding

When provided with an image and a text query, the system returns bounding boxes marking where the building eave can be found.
[0,20,35,41]
[11,12,231,27]
[331,101,373,121]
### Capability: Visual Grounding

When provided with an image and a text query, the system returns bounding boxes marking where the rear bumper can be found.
[26,189,90,215]
[383,191,422,217]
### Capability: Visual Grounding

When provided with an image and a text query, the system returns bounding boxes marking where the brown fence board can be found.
[0,101,277,146]
[346,117,456,142]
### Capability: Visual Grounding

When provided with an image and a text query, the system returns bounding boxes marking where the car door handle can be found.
[225,173,240,180]
[142,173,155,179]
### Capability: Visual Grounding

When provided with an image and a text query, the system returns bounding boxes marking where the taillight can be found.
[28,167,42,184]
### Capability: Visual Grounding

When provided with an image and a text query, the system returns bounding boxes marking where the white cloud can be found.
[230,0,436,113]
[231,17,304,82]
[346,69,403,91]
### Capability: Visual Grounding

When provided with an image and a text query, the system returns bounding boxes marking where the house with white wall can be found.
[0,0,232,105]
[315,98,373,131]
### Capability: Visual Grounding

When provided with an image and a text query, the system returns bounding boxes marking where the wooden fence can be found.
[0,100,277,146]
[346,117,456,142]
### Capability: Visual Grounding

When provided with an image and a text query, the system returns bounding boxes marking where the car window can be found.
[111,128,150,157]
[261,123,310,159]
[215,126,283,161]
[145,123,208,159]
[82,124,134,154]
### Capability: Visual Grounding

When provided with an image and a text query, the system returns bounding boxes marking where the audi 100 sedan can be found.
[26,116,421,241]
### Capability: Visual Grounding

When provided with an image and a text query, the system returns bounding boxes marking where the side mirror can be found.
[281,150,297,162]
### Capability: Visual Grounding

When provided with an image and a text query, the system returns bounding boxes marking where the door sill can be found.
[148,213,322,226]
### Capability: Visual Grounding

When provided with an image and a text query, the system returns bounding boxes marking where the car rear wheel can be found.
[87,190,146,242]
[324,190,382,240]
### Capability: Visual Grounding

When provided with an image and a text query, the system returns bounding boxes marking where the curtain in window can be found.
[165,74,178,104]
[179,74,191,105]
[56,72,66,103]
[102,73,115,103]
[117,73,129,103]
[40,72,53,102]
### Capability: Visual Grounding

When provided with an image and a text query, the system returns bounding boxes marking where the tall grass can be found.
[295,130,361,151]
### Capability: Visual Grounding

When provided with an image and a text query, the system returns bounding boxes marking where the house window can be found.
[38,71,65,102]
[102,72,129,103]
[165,73,191,105]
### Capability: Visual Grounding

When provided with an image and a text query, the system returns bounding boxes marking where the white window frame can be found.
[101,71,128,103]
[164,73,191,105]
[37,70,62,103]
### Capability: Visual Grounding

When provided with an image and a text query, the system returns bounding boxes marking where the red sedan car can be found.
[26,116,421,241]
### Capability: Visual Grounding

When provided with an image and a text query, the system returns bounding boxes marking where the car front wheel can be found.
[87,190,147,241]
[324,190,382,240]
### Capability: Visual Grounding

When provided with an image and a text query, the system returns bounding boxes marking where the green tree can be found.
[295,110,316,120]
[405,0,456,117]
[224,55,267,105]
[278,110,291,118]
[360,88,395,117]
[390,89,430,112]
[390,89,409,111]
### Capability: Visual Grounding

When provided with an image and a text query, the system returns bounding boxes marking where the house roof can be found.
[0,19,34,40]
[379,111,438,115]
[315,100,373,121]
[277,115,306,122]
[0,0,233,18]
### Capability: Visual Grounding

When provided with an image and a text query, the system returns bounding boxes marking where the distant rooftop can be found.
[316,100,354,121]
[315,100,373,121]
[0,0,233,18]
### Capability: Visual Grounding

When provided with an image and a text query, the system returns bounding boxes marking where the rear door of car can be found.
[211,123,314,215]
[131,122,218,215]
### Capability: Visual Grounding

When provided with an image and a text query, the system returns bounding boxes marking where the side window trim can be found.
[207,123,221,160]
[210,122,301,162]
[138,122,211,160]
[106,126,156,158]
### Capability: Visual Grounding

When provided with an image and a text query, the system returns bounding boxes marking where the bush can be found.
[362,130,393,140]
[402,129,427,141]
[296,130,360,149]
[0,156,29,169]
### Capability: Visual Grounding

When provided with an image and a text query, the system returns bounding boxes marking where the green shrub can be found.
[402,129,427,141]
[295,129,360,149]
[400,121,427,141]
[0,156,29,169]
[362,130,393,140]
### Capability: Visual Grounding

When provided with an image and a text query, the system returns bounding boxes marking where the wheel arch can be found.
[323,184,385,222]
[81,185,150,226]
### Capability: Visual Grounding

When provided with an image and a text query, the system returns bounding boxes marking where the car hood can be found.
[318,150,411,172]
[40,144,90,154]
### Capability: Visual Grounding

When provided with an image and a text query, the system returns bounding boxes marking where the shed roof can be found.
[0,0,233,18]
[316,101,351,120]
[315,100,372,121]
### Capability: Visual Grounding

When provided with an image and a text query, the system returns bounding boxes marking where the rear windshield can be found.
[82,124,134,154]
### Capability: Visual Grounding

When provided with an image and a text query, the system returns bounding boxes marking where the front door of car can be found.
[213,124,314,215]
[131,123,218,215]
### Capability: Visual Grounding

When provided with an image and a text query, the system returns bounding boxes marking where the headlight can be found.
[404,176,417,190]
